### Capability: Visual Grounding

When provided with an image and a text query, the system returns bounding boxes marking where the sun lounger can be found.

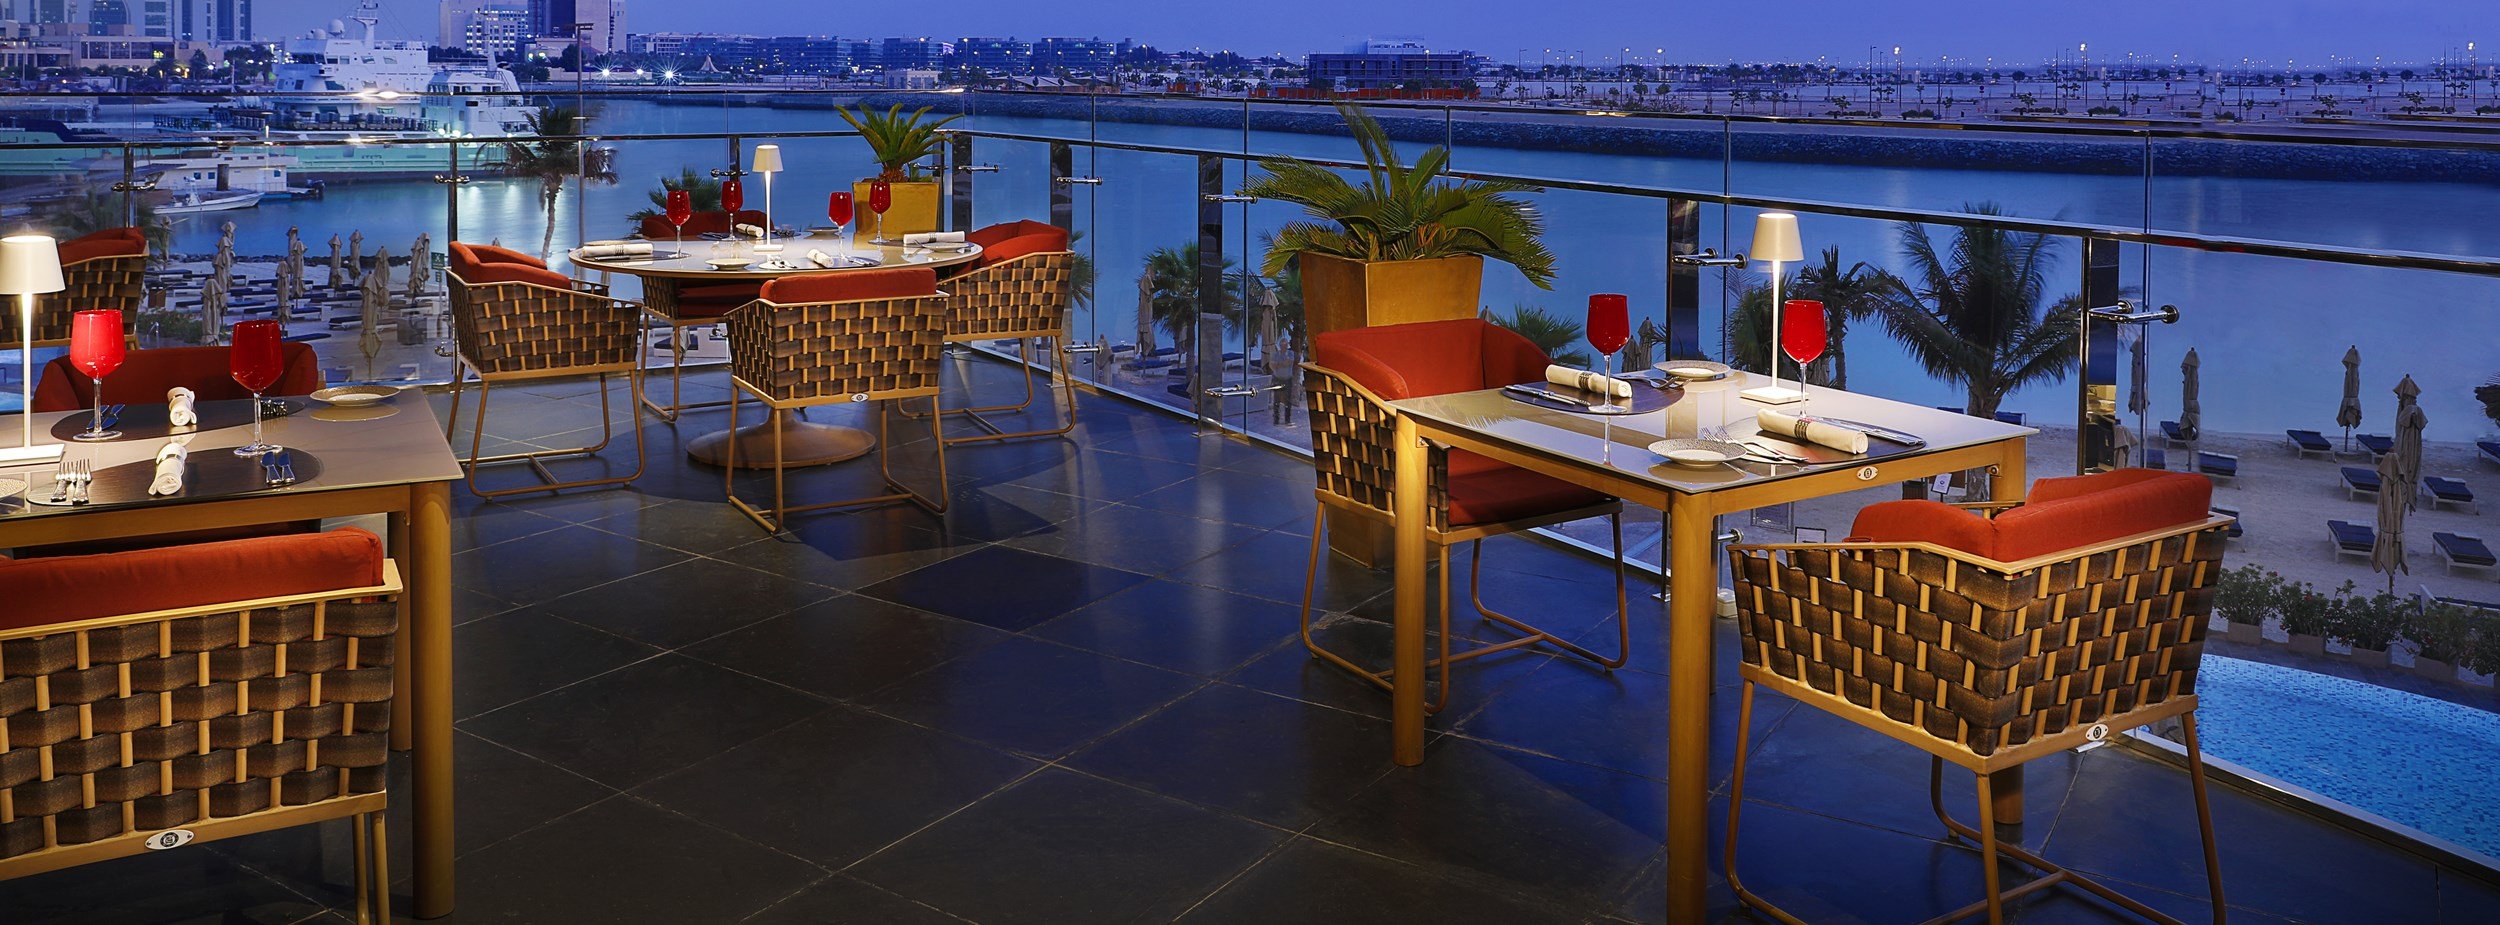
[2285,429,2334,458]
[1992,411,2027,426]
[2143,447,2168,470]
[2197,451,2238,480]
[2480,441,2500,468]
[2434,532,2497,576]
[2341,466,2383,500]
[2328,519,2375,559]
[2422,477,2478,513]
[2356,434,2394,458]
[2160,420,2192,445]
[2212,506,2244,540]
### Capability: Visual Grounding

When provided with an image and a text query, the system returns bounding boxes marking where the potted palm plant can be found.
[836,104,961,240]
[1241,103,1554,336]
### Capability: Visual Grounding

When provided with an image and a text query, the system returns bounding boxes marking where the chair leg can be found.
[1467,511,1632,669]
[369,812,391,925]
[351,811,373,925]
[1975,772,2008,925]
[1924,756,2197,925]
[2182,714,2229,923]
[441,361,468,442]
[638,319,733,423]
[1725,682,1810,925]
[458,371,647,499]
[934,337,1083,445]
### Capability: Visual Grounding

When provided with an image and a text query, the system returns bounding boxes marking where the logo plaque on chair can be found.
[145,830,197,850]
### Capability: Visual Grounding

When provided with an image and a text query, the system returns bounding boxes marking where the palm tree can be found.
[498,105,602,256]
[1871,202,2083,423]
[46,191,168,255]
[1141,243,1239,357]
[1789,246,1891,389]
[625,168,722,228]
[1483,303,1592,368]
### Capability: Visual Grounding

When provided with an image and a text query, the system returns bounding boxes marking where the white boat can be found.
[153,189,265,215]
[210,2,527,179]
[107,148,316,198]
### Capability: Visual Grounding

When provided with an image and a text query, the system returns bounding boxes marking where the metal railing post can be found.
[949,134,975,231]
[1664,198,1702,357]
[1193,154,1227,426]
[1048,141,1074,230]
[2077,236,2124,474]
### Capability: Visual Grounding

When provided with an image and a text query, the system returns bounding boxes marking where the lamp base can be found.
[0,442,64,466]
[1740,385,1805,405]
[753,243,785,253]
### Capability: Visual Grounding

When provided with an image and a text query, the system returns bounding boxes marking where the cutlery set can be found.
[49,459,89,504]
[262,450,298,488]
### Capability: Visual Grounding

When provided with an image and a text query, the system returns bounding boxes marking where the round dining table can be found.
[569,234,984,469]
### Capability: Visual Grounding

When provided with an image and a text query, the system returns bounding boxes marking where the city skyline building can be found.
[439,0,528,59]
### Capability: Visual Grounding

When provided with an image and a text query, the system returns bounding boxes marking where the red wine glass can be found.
[1585,293,1633,415]
[229,319,284,457]
[719,176,744,215]
[868,180,894,244]
[827,191,854,242]
[664,188,692,255]
[68,309,124,441]
[1780,299,1828,407]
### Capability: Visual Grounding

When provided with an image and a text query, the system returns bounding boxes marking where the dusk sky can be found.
[266,1,2499,66]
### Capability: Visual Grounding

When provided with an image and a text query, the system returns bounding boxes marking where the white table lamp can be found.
[1740,212,1807,405]
[751,144,784,253]
[0,234,65,465]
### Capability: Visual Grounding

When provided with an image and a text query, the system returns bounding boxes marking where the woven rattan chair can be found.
[723,267,948,532]
[1300,319,1630,713]
[0,228,147,349]
[916,220,1079,444]
[623,214,766,423]
[0,529,400,924]
[444,242,646,499]
[1726,468,2233,925]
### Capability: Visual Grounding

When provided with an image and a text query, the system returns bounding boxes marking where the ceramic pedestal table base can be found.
[686,417,874,468]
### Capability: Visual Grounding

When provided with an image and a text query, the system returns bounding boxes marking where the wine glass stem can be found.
[90,377,103,435]
[250,392,264,450]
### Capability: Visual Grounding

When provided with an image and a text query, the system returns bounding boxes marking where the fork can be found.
[68,458,90,505]
[50,467,70,502]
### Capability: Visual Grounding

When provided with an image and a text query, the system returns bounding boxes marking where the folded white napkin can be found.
[903,231,965,245]
[1545,365,1633,399]
[1756,409,1868,455]
[576,241,653,259]
[735,223,767,238]
[166,387,197,427]
[149,438,188,496]
[807,248,839,268]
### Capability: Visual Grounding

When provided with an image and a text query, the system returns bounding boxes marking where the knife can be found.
[1502,384,1586,409]
[1802,415,1926,447]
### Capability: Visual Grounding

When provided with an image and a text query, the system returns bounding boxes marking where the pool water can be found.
[2193,656,2500,861]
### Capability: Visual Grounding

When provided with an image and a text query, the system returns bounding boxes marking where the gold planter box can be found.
[1300,252,1484,337]
[853,179,943,239]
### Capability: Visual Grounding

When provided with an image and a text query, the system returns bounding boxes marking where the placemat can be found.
[23,449,325,507]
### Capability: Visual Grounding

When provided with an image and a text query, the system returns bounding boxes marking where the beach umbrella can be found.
[1134,273,1155,357]
[327,234,346,289]
[360,246,390,378]
[2371,450,2409,591]
[281,228,307,332]
[2394,375,2428,510]
[347,231,366,284]
[2336,345,2364,451]
[405,232,431,302]
[1255,283,1280,372]
[2178,348,2201,441]
[199,267,228,342]
[2128,331,2150,418]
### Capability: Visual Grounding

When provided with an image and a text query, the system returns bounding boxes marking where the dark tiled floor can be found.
[14,359,2500,924]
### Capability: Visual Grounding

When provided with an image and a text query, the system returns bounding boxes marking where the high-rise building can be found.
[89,0,130,34]
[440,0,530,60]
[1033,37,1116,74]
[954,36,1031,74]
[877,37,950,71]
[20,0,71,25]
[137,0,173,38]
[530,0,622,54]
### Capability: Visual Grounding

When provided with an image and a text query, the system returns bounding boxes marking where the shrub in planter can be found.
[2406,601,2480,683]
[2212,564,2276,644]
[2275,580,2332,657]
[2328,582,2400,669]
[2465,613,2500,681]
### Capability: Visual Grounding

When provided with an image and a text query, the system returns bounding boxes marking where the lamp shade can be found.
[751,144,783,174]
[0,235,64,295]
[1750,213,1803,263]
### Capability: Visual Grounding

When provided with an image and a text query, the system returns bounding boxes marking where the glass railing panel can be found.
[2148,135,2500,257]
[1435,107,1717,191]
[1727,120,2151,230]
[1084,148,1203,418]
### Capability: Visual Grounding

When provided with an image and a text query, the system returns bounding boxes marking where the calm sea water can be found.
[163,99,2500,441]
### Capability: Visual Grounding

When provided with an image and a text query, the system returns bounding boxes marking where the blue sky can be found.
[264,1,2499,66]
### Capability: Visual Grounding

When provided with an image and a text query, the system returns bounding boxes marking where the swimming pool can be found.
[2192,656,2500,861]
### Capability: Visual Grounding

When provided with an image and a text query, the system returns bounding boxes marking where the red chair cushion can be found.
[965,220,1069,269]
[464,261,574,288]
[453,242,544,269]
[1313,318,1546,400]
[668,283,761,320]
[637,210,768,240]
[1444,450,1609,526]
[57,227,147,266]
[32,344,324,412]
[966,219,1058,249]
[760,267,936,304]
[0,527,386,631]
[1849,468,2214,561]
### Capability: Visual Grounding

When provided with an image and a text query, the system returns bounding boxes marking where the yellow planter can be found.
[852,179,943,240]
[1299,252,1485,337]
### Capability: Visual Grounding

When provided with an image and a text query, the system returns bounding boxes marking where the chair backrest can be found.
[941,224,1075,339]
[1730,468,2232,762]
[450,241,544,272]
[443,259,635,377]
[732,268,942,403]
[0,528,397,874]
[636,210,768,240]
[2,228,148,346]
[1301,319,1550,527]
[963,220,1070,270]
[31,344,324,412]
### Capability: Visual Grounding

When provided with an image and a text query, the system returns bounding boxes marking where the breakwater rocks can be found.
[652,90,2500,184]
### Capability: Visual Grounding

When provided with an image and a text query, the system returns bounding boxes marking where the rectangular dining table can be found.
[0,398,464,919]
[1385,372,2033,925]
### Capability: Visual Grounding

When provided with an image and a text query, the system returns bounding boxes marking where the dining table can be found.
[1383,370,2034,925]
[569,234,983,469]
[0,396,465,919]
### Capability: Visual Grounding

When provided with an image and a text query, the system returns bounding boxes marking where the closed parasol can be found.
[2178,348,2201,441]
[2371,450,2409,590]
[347,231,365,285]
[2394,375,2427,510]
[406,233,431,302]
[2337,345,2364,451]
[327,234,346,289]
[360,246,391,377]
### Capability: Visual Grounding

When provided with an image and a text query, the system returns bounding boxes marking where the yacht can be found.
[214,2,520,179]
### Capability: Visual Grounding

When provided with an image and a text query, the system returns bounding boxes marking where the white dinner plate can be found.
[311,385,402,406]
[707,258,754,271]
[1649,438,1746,468]
[1654,359,1732,380]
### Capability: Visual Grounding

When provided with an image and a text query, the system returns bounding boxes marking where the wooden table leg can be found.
[410,482,456,919]
[1664,498,1717,925]
[1988,440,2029,827]
[387,509,412,752]
[1389,414,1429,767]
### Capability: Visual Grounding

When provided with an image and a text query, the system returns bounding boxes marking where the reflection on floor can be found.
[7,356,2497,924]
